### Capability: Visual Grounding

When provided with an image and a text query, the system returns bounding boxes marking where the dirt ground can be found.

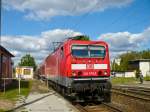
[0,99,14,111]
[30,79,49,94]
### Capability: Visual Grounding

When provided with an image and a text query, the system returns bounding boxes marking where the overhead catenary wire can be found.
[119,17,150,31]
[52,1,150,49]
[64,1,149,37]
[102,1,142,31]
[50,2,99,50]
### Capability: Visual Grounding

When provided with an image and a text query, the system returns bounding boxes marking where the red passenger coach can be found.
[39,37,111,102]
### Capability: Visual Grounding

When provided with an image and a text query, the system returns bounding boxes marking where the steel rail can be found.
[75,103,124,112]
[102,103,124,112]
[111,89,150,101]
[112,88,150,97]
[75,104,89,112]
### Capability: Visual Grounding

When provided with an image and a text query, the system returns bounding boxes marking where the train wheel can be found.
[104,92,111,103]
[62,87,65,96]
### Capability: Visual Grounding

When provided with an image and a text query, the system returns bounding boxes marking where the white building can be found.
[129,59,150,77]
[114,58,121,65]
[16,66,33,79]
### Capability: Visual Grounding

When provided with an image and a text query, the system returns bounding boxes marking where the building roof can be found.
[129,59,150,63]
[16,66,33,68]
[0,45,14,57]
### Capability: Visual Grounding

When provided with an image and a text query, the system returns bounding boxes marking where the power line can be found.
[119,17,150,31]
[65,1,142,37]
[63,1,149,38]
[103,2,148,31]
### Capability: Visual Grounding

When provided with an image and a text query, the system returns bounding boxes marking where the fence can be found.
[1,75,49,94]
[1,77,21,94]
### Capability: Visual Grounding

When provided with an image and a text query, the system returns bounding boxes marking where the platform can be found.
[15,90,79,112]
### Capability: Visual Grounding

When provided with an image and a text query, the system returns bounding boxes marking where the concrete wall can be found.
[114,72,125,77]
[114,71,135,77]
[124,72,135,77]
[139,62,150,77]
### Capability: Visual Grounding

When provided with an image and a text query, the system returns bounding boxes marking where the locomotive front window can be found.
[72,45,105,58]
[89,46,105,58]
[72,45,88,57]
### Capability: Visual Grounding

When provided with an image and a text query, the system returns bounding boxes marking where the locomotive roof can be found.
[40,38,108,66]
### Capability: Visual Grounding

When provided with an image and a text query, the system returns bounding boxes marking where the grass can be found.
[0,109,5,112]
[111,77,137,85]
[111,76,150,84]
[144,76,150,81]
[0,80,32,101]
[0,80,32,111]
[31,80,49,93]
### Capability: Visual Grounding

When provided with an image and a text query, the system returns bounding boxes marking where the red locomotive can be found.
[39,36,111,102]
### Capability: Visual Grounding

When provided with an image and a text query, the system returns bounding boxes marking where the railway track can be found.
[67,85,150,112]
[74,86,150,112]
[112,85,150,101]
[113,85,150,93]
[75,103,124,112]
[74,85,150,112]
[111,85,150,112]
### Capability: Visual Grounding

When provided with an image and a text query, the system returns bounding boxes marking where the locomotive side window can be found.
[72,45,105,58]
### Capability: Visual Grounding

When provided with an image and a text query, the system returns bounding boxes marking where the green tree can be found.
[72,35,90,40]
[18,54,37,71]
[119,52,136,71]
[141,50,150,59]
[115,49,150,72]
[111,60,122,72]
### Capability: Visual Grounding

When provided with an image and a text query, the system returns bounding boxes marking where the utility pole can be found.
[0,0,2,45]
[0,0,2,88]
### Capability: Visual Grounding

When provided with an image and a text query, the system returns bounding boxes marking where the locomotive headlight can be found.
[104,71,108,75]
[72,72,76,76]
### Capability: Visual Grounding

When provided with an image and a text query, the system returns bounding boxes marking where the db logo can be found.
[86,64,94,69]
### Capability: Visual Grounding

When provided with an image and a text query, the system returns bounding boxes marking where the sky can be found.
[1,0,150,65]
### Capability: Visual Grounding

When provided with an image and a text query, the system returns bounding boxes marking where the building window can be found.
[24,69,31,75]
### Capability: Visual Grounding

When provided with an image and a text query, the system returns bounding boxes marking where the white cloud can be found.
[1,29,82,65]
[3,0,133,20]
[2,27,150,65]
[99,27,150,59]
